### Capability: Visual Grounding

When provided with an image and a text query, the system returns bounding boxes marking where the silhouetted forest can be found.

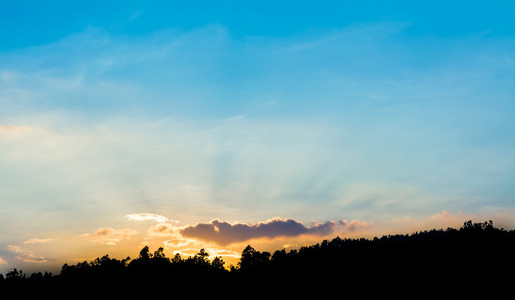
[1,221,514,297]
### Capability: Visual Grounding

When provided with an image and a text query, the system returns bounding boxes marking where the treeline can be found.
[1,220,514,296]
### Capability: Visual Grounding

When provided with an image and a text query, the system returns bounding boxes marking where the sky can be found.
[1,0,514,273]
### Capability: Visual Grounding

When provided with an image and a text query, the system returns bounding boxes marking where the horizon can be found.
[1,218,507,275]
[1,0,514,275]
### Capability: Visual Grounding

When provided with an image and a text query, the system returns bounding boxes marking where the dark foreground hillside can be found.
[1,221,514,297]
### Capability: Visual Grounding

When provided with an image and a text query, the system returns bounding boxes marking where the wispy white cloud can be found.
[7,245,23,253]
[7,244,47,263]
[14,253,48,263]
[163,238,194,248]
[287,21,410,51]
[80,228,139,245]
[0,124,31,133]
[23,238,54,245]
[339,220,375,231]
[171,247,240,260]
[147,222,178,237]
[0,257,6,264]
[126,213,171,223]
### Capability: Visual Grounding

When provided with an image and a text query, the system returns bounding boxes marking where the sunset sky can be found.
[1,0,514,273]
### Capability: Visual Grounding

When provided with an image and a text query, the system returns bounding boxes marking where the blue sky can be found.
[1,0,514,272]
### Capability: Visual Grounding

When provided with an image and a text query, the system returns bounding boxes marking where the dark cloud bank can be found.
[180,218,372,246]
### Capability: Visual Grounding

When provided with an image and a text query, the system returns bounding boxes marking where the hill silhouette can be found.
[1,220,513,297]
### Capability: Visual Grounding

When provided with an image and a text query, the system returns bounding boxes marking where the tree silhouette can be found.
[211,256,225,271]
[239,245,271,271]
[1,220,513,297]
[5,268,25,280]
[186,248,210,267]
